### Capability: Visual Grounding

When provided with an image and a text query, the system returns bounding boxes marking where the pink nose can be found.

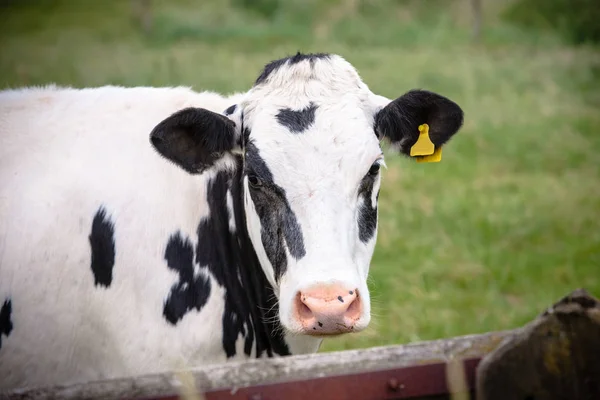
[294,284,362,335]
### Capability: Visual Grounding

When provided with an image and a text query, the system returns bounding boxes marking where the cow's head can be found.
[150,53,463,337]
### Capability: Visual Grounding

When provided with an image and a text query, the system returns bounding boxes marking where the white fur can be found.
[0,85,245,389]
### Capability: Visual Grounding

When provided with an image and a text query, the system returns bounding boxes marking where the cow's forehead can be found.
[247,102,382,178]
[241,53,378,125]
[240,54,383,187]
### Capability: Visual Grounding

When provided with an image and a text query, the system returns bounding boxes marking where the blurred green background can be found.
[1,0,598,353]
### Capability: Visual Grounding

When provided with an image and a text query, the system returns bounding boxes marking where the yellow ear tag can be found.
[416,146,442,163]
[410,124,435,157]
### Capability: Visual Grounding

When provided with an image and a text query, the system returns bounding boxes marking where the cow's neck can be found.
[201,158,320,358]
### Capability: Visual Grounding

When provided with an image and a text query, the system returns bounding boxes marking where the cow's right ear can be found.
[150,107,241,174]
[374,90,464,157]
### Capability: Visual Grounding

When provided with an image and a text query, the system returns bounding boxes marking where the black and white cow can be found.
[0,53,463,390]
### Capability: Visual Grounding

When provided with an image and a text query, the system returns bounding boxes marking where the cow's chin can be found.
[301,329,360,338]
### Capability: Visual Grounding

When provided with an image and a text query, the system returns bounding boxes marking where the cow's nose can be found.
[294,284,362,335]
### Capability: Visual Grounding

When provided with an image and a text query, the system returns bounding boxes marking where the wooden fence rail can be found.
[2,330,512,400]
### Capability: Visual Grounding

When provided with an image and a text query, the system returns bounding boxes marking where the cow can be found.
[0,52,464,391]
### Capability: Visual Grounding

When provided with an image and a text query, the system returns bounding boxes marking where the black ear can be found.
[150,107,238,174]
[374,89,464,156]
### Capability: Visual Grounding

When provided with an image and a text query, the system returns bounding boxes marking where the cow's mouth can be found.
[304,325,358,338]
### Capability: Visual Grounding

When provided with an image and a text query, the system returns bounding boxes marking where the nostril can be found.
[300,302,312,319]
[344,289,361,320]
[296,292,314,320]
[347,295,360,313]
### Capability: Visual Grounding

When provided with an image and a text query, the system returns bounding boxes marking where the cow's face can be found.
[150,53,464,337]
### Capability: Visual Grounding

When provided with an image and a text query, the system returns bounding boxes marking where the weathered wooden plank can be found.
[477,288,600,400]
[196,357,482,400]
[1,330,513,400]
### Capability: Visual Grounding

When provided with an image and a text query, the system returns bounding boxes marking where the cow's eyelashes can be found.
[247,174,262,188]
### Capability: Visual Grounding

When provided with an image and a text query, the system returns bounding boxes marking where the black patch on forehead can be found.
[224,104,237,116]
[254,52,331,86]
[358,177,379,243]
[276,102,317,134]
[163,232,211,325]
[0,298,13,349]
[89,206,116,288]
[245,141,306,280]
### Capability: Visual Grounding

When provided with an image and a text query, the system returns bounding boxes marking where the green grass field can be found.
[1,0,599,353]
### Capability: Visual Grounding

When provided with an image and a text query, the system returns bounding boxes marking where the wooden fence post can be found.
[131,0,153,35]
[471,0,482,42]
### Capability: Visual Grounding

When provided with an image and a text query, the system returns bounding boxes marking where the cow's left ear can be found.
[374,89,464,156]
[150,107,241,174]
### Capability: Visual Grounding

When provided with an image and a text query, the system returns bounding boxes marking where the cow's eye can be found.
[247,174,262,188]
[367,162,381,177]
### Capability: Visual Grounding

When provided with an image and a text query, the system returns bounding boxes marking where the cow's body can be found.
[0,53,464,391]
[0,85,317,389]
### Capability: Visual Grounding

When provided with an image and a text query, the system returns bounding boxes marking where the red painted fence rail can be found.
[2,331,511,400]
[143,358,481,400]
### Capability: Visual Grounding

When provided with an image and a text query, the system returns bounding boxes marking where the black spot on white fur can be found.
[169,166,290,358]
[0,299,13,349]
[254,52,331,86]
[357,176,378,243]
[276,103,317,134]
[245,140,306,280]
[163,232,211,325]
[196,171,254,357]
[224,104,237,116]
[89,207,116,287]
